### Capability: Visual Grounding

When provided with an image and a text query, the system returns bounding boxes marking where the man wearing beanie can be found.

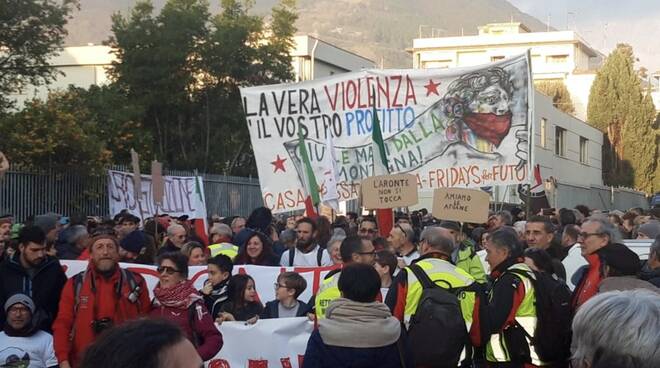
[53,227,151,368]
[597,241,659,293]
[0,226,67,333]
[118,230,146,263]
[0,294,58,367]
[33,214,61,246]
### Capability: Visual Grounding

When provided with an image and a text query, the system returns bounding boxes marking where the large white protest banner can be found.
[60,262,318,368]
[209,318,312,368]
[61,261,337,303]
[240,54,532,213]
[107,170,207,219]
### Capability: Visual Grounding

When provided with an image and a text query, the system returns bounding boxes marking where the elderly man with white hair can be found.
[571,290,660,368]
[157,224,187,255]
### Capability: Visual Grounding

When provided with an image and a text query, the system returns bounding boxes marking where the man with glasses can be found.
[571,216,636,311]
[357,216,379,240]
[0,294,58,367]
[0,226,67,332]
[53,228,150,368]
[313,236,376,319]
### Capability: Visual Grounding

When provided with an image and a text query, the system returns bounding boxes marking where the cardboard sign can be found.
[361,174,418,209]
[151,161,164,206]
[130,149,141,200]
[432,187,489,223]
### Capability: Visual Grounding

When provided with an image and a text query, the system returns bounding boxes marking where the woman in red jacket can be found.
[149,252,222,361]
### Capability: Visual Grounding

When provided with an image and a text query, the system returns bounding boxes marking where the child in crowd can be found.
[200,254,233,319]
[261,272,311,319]
[218,274,263,324]
[374,250,398,301]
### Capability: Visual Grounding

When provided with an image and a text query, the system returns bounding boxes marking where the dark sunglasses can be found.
[157,266,181,275]
[359,228,378,234]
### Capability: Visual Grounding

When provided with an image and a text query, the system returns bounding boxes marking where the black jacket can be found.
[260,299,310,319]
[0,253,67,332]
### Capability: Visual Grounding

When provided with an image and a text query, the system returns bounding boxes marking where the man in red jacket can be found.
[53,228,151,368]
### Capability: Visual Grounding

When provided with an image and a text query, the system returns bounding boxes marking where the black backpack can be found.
[509,269,572,366]
[407,264,471,368]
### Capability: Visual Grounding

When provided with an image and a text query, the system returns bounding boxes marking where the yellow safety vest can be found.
[208,242,239,260]
[403,258,477,329]
[314,271,341,320]
[485,263,542,366]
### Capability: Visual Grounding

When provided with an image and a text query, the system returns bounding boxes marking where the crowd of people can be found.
[0,204,658,367]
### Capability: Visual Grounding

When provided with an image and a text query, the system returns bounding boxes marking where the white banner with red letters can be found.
[61,261,329,367]
[240,54,533,213]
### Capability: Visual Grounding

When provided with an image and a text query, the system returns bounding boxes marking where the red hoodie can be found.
[52,265,151,366]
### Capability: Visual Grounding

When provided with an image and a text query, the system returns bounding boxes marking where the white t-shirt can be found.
[280,245,333,267]
[0,330,58,368]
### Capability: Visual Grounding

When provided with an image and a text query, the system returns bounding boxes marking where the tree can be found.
[0,90,110,172]
[535,80,575,114]
[108,0,298,175]
[0,0,79,111]
[0,86,151,172]
[587,44,659,192]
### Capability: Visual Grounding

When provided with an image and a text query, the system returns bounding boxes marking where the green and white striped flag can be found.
[298,128,320,215]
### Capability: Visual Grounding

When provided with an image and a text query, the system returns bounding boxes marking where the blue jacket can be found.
[302,329,414,368]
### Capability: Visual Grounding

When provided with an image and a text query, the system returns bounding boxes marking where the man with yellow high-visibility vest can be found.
[312,236,376,320]
[480,227,543,367]
[385,226,480,367]
[208,242,239,261]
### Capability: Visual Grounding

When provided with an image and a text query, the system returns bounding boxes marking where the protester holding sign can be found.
[218,274,263,323]
[280,218,332,267]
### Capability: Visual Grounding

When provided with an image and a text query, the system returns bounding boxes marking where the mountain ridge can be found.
[65,0,549,68]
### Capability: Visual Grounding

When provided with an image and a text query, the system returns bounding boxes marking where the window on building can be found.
[540,118,547,148]
[546,54,569,64]
[491,56,505,62]
[422,60,452,69]
[555,126,566,156]
[579,137,588,164]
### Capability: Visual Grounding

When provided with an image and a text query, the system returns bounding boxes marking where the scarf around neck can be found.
[319,298,401,348]
[154,280,203,310]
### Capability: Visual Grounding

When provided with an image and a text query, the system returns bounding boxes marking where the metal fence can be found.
[0,166,262,222]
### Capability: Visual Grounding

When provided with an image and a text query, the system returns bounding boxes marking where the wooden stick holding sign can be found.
[432,188,489,224]
[361,173,418,209]
[130,149,145,225]
[151,160,164,241]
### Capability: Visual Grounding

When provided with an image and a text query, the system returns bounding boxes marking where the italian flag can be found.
[193,175,209,245]
[298,129,320,218]
[371,93,394,237]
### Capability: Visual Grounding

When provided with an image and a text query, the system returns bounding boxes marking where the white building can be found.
[292,35,374,81]
[9,36,374,108]
[409,22,603,120]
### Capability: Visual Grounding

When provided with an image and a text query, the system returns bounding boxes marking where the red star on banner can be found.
[424,79,441,96]
[271,154,287,173]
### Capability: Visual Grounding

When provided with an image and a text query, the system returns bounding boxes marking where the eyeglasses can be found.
[359,228,378,234]
[578,232,602,239]
[157,266,181,275]
[274,282,288,290]
[7,306,30,315]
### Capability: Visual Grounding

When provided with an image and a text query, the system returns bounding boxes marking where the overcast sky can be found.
[508,0,660,72]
